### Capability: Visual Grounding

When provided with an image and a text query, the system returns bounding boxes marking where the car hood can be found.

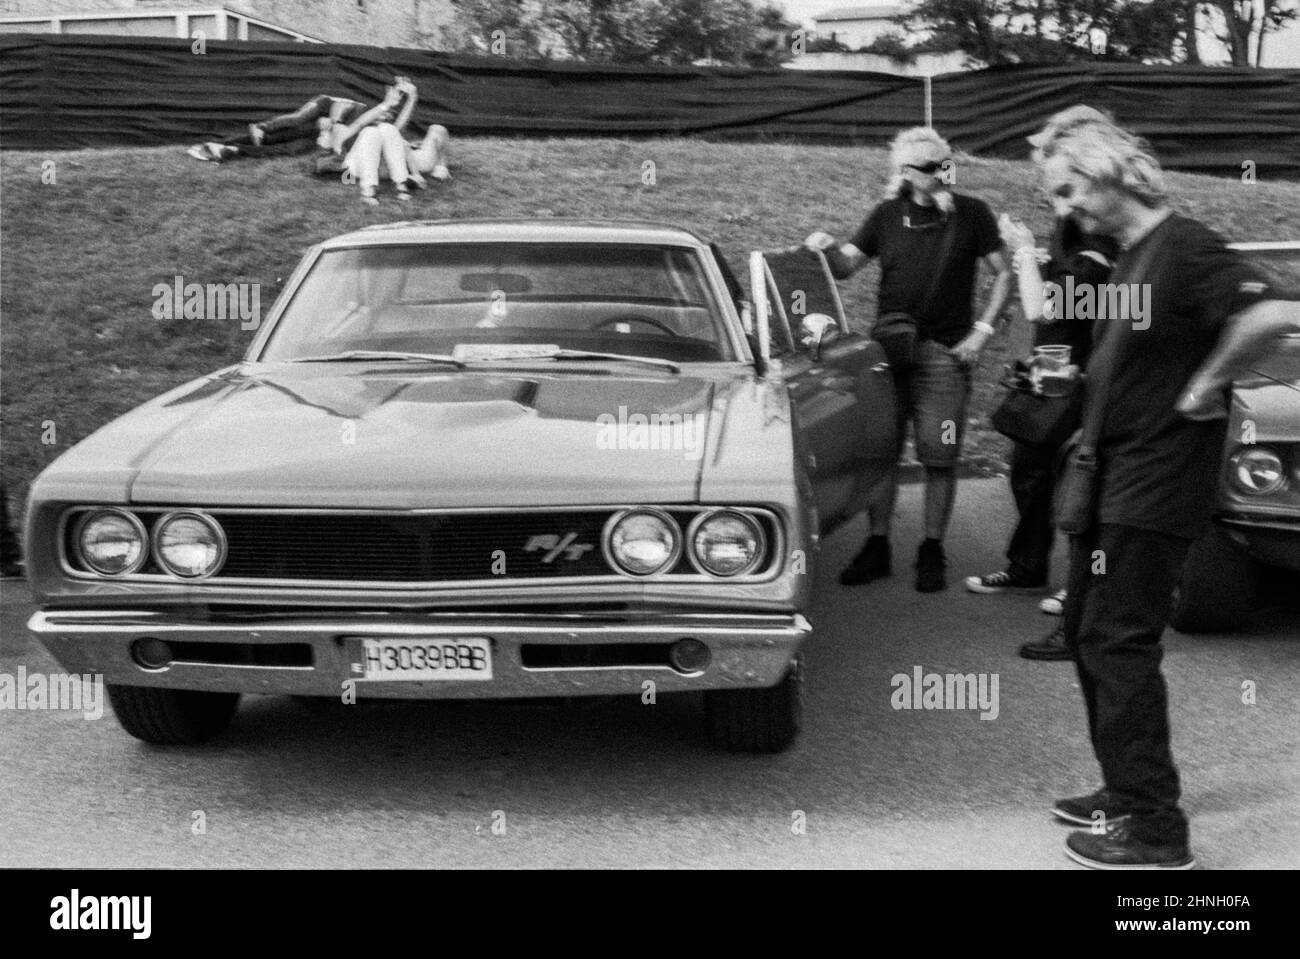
[1237,336,1300,441]
[36,363,795,509]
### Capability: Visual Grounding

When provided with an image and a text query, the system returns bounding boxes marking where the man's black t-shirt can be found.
[850,193,1002,346]
[1039,218,1118,366]
[1093,213,1273,540]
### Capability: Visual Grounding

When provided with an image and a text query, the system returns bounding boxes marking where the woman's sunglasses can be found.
[904,160,948,175]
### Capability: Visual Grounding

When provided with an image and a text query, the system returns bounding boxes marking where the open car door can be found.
[749,247,898,532]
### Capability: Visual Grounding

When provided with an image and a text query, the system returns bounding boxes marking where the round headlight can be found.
[76,509,147,576]
[152,511,226,578]
[689,510,766,577]
[1231,447,1285,495]
[605,509,681,577]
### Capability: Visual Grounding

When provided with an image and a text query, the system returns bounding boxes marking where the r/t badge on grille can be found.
[523,533,596,563]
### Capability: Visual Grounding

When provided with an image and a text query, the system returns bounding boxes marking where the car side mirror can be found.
[800,313,837,361]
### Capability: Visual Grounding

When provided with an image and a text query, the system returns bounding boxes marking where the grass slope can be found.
[3,138,1299,506]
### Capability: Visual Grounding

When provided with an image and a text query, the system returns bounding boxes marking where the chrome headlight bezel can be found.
[151,510,228,580]
[73,508,149,577]
[1230,446,1287,496]
[602,507,682,578]
[686,509,767,578]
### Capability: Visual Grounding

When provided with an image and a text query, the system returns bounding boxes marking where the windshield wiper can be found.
[540,349,681,373]
[287,350,466,368]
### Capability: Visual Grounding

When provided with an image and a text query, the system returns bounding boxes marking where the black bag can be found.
[873,311,920,369]
[1053,429,1099,536]
[991,365,1083,449]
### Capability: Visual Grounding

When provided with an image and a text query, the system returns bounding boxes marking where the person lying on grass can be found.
[322,77,452,205]
[186,93,370,163]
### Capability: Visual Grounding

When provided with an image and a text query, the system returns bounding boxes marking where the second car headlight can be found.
[689,510,765,577]
[605,509,681,576]
[1231,447,1286,495]
[76,509,147,575]
[152,511,227,578]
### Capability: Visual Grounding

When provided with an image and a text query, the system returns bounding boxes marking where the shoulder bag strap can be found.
[918,211,959,322]
[1076,222,1167,455]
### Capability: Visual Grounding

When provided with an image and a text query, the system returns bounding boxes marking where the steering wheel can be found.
[589,314,678,336]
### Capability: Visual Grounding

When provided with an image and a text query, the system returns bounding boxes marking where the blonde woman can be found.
[805,127,1012,592]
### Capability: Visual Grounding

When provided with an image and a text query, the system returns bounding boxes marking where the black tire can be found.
[1170,526,1258,634]
[704,657,803,753]
[106,684,239,744]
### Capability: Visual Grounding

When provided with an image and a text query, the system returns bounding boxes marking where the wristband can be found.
[1011,247,1039,273]
[973,321,996,336]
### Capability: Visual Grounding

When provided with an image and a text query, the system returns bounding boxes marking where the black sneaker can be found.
[839,535,891,586]
[1052,788,1133,827]
[964,569,1047,594]
[1018,625,1072,661]
[915,538,946,592]
[1065,823,1195,870]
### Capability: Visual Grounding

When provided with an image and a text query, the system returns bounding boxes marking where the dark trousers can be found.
[219,95,333,156]
[1005,440,1056,582]
[1063,523,1191,843]
[0,484,20,566]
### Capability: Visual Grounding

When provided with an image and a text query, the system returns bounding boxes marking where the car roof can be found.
[319,219,712,249]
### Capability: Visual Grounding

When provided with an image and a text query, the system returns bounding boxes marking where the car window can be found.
[1238,246,1300,300]
[261,243,736,363]
[762,248,848,333]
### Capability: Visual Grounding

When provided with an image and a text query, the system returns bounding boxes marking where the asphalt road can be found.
[2,478,1297,869]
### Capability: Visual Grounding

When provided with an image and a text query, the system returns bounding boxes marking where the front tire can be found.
[705,657,803,753]
[107,685,239,744]
[1170,526,1258,634]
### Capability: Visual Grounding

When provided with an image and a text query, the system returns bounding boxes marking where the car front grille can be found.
[217,511,617,582]
[63,507,781,585]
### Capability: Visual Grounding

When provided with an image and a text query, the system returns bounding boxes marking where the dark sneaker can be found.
[1065,824,1194,870]
[1052,789,1133,827]
[839,535,891,586]
[1040,588,1067,615]
[1019,625,1072,661]
[915,539,946,592]
[964,569,1047,594]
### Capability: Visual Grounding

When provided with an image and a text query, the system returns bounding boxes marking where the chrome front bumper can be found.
[29,610,810,699]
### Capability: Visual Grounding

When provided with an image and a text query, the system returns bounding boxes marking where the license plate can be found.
[346,637,493,681]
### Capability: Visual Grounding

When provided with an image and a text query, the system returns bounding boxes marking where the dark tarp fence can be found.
[2,33,1298,176]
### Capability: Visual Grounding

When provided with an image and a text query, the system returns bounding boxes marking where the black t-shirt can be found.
[850,193,1002,346]
[1093,213,1273,539]
[1038,218,1118,365]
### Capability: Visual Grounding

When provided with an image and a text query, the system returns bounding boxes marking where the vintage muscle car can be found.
[1171,241,1300,633]
[25,220,898,751]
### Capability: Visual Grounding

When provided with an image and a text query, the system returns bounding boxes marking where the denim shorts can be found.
[892,339,973,467]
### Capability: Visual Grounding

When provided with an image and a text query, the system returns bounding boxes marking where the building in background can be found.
[787,4,964,74]
[0,0,453,46]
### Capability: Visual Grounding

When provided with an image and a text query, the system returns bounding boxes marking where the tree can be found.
[443,0,794,64]
[898,0,1296,66]
[1201,0,1298,65]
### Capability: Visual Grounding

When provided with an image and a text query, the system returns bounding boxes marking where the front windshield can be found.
[259,242,736,363]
